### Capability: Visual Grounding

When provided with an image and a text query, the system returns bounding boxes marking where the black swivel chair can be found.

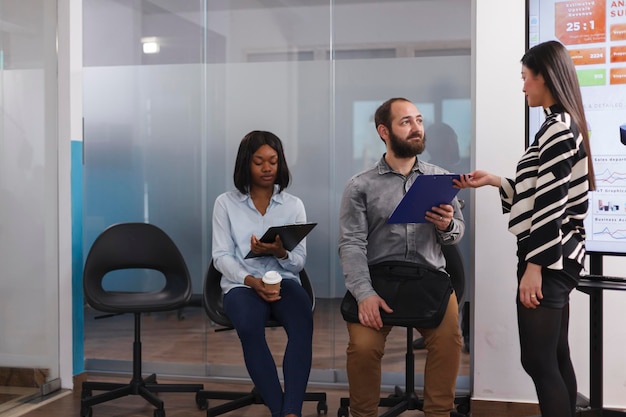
[337,244,471,417]
[195,260,328,417]
[80,223,204,417]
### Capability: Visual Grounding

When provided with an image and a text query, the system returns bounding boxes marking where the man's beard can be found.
[388,129,426,158]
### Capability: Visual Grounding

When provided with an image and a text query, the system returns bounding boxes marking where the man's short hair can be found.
[374,97,412,131]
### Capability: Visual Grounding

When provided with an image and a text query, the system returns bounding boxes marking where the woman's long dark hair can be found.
[521,40,596,190]
[233,130,291,194]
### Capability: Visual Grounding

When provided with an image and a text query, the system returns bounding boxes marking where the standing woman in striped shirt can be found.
[456,40,595,417]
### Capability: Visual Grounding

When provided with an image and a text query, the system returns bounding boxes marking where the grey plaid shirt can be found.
[338,155,465,303]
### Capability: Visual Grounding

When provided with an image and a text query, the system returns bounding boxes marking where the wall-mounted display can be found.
[528,0,626,255]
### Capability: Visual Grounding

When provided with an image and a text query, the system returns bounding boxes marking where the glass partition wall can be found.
[82,0,471,389]
[0,0,60,411]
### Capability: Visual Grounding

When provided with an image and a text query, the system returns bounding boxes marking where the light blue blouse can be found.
[212,185,307,294]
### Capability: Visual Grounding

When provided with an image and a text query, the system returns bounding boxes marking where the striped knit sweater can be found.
[500,104,590,269]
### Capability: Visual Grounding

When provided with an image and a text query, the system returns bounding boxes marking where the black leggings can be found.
[517,304,577,417]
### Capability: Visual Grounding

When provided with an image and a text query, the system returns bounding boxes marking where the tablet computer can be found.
[245,222,317,259]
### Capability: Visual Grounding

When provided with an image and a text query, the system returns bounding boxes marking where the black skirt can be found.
[516,241,581,309]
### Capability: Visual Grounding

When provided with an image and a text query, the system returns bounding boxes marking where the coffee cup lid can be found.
[262,270,282,284]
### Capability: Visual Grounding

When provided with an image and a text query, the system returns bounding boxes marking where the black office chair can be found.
[413,244,466,349]
[195,260,328,417]
[337,244,471,417]
[80,223,204,417]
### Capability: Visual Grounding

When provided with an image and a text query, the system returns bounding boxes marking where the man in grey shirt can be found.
[338,97,464,417]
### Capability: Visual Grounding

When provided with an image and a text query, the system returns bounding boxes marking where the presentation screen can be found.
[527,0,626,255]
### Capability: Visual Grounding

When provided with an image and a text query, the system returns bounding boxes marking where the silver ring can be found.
[530,294,536,298]
[439,216,443,221]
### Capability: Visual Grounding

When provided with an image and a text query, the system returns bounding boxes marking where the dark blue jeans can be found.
[223,279,313,417]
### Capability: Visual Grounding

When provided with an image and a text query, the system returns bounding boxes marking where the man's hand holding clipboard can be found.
[387,174,461,225]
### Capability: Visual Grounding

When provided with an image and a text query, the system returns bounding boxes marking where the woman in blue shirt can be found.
[212,130,313,417]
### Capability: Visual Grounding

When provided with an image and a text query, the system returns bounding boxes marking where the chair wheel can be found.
[153,408,165,417]
[195,392,208,410]
[317,400,328,414]
[456,402,470,414]
[337,406,349,417]
[80,406,93,417]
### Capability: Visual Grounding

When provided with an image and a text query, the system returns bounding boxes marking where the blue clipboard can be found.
[387,174,460,224]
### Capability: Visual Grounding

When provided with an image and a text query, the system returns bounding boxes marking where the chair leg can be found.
[380,327,423,416]
[81,381,126,396]
[137,385,164,409]
[195,387,328,416]
[206,394,258,417]
[195,389,260,416]
[80,313,202,417]
[378,399,411,417]
[148,382,205,393]
[304,391,329,415]
[81,383,134,408]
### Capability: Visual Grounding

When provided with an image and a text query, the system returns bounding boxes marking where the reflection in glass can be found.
[81,0,471,389]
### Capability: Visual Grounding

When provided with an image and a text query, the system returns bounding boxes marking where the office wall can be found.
[473,0,533,403]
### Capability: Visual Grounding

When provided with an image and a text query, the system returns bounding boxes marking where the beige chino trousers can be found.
[346,293,462,417]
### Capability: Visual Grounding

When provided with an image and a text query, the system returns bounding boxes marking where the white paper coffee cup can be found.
[262,270,282,292]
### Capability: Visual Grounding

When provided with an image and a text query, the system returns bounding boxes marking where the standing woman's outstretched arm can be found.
[455,171,502,189]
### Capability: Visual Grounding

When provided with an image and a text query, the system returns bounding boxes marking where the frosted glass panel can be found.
[81,0,471,384]
[332,0,472,383]
[334,55,472,266]
[0,0,59,388]
[83,65,205,289]
[217,60,332,296]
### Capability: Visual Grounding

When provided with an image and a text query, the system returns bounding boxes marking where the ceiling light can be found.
[141,37,160,54]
